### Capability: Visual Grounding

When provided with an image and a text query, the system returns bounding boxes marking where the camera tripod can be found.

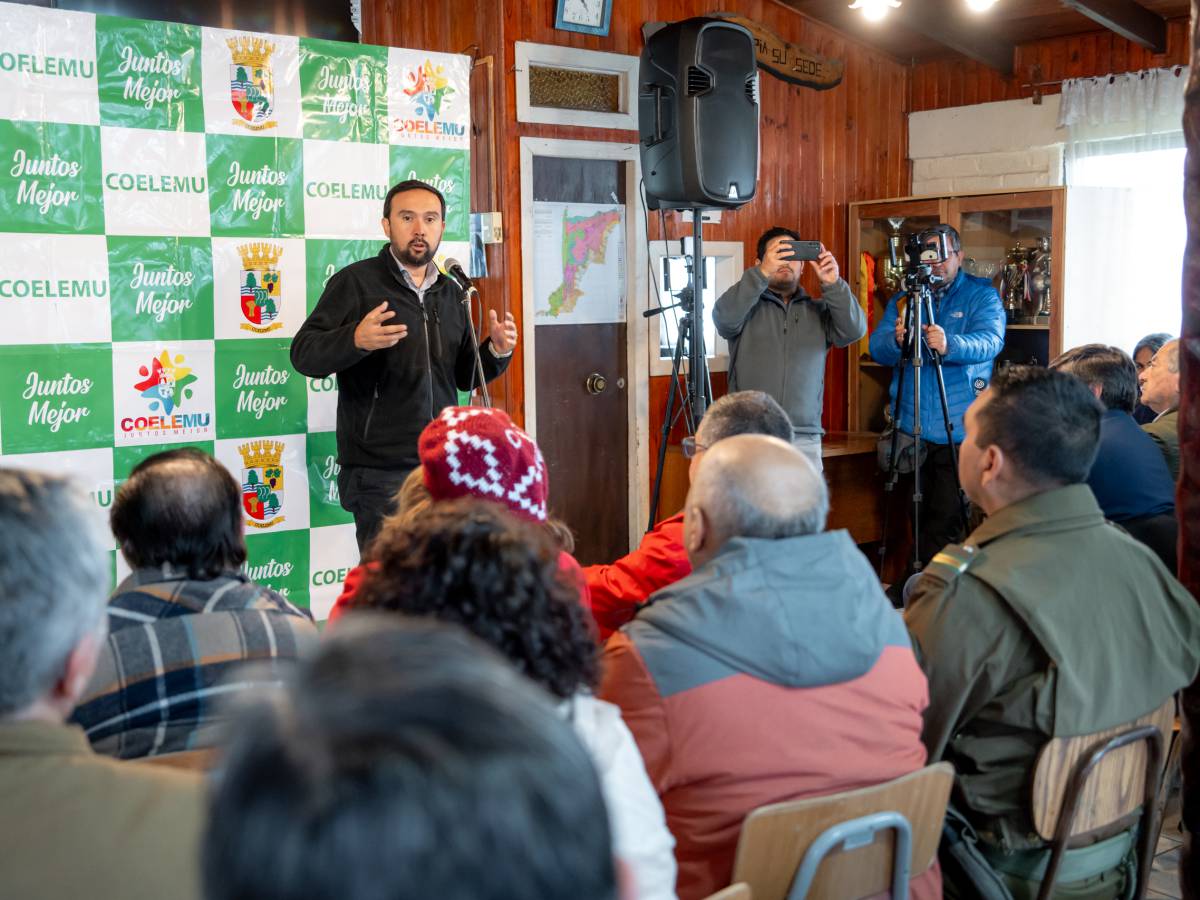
[877,251,971,582]
[646,214,713,530]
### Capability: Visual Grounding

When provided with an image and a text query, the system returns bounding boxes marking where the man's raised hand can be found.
[354,301,408,351]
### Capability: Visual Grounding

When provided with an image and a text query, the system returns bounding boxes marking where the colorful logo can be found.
[401,59,455,121]
[134,350,197,415]
[227,37,276,131]
[238,242,283,333]
[239,439,285,528]
[119,349,211,438]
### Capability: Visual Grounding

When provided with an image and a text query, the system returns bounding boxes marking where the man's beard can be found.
[769,272,798,295]
[394,238,436,268]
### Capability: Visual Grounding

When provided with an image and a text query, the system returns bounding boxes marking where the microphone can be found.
[443,258,477,298]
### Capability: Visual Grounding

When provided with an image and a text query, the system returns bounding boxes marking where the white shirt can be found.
[561,693,677,900]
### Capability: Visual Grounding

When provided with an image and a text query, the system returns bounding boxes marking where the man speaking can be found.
[291,179,518,550]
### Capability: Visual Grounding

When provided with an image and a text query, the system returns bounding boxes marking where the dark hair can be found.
[756,226,801,262]
[700,390,794,444]
[1049,344,1138,412]
[973,365,1103,487]
[110,448,245,580]
[383,178,446,220]
[353,499,598,698]
[1133,332,1173,361]
[203,617,616,900]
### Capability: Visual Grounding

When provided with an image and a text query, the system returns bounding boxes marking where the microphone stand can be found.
[459,284,492,409]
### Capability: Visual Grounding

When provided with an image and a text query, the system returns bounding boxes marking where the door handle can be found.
[586,373,608,395]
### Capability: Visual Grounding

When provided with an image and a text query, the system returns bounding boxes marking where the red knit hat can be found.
[418,407,549,523]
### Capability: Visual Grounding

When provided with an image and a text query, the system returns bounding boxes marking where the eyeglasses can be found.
[681,436,709,458]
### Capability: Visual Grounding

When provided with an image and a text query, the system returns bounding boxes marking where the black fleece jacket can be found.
[290,246,509,469]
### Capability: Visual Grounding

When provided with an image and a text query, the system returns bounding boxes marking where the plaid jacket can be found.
[70,567,318,760]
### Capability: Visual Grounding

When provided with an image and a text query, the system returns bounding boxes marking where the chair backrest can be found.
[730,762,954,900]
[137,747,220,772]
[1031,696,1175,840]
[704,883,752,900]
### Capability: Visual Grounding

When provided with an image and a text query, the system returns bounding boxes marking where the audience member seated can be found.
[1132,331,1173,424]
[1139,337,1181,480]
[349,500,676,899]
[326,406,586,625]
[203,616,622,900]
[71,449,317,759]
[1050,344,1177,568]
[583,390,794,639]
[905,366,1200,897]
[0,469,204,900]
[601,434,934,900]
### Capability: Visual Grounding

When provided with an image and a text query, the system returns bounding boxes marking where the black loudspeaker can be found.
[639,18,759,210]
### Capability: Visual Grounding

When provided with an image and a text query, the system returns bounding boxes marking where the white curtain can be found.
[1061,67,1189,352]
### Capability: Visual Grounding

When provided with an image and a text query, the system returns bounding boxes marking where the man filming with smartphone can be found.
[713,228,866,472]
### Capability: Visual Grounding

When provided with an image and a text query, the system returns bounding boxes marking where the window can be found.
[1062,146,1185,352]
[647,241,740,375]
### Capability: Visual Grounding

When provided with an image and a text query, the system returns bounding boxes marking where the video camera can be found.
[891,227,953,290]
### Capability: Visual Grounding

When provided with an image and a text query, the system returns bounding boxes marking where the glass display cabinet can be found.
[847,188,1066,434]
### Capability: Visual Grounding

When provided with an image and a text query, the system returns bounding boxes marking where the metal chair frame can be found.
[786,811,912,900]
[1036,724,1165,900]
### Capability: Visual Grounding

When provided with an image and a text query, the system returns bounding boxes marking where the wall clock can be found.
[554,0,613,36]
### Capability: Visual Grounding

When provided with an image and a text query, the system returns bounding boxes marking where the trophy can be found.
[1028,236,1051,322]
[1002,241,1031,323]
[877,217,906,296]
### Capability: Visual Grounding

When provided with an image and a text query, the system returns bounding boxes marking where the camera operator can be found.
[868,224,1005,571]
[713,228,866,473]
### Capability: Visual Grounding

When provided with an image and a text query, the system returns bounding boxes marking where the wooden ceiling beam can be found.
[1058,0,1167,52]
[896,8,1015,74]
[781,0,1015,74]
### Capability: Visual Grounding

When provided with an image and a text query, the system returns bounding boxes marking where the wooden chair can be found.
[730,762,954,900]
[1029,696,1175,900]
[703,884,752,900]
[137,746,220,772]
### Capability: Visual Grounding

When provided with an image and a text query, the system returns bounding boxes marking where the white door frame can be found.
[518,137,650,552]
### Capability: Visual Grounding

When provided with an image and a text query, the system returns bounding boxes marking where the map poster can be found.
[532,201,625,326]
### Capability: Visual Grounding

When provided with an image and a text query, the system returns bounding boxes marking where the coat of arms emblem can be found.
[227,36,276,130]
[238,440,285,529]
[237,242,283,333]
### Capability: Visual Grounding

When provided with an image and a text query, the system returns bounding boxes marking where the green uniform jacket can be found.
[1143,407,1180,481]
[0,721,204,900]
[905,484,1200,851]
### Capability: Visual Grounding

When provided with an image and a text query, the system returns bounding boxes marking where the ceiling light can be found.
[849,0,901,21]
[964,0,997,10]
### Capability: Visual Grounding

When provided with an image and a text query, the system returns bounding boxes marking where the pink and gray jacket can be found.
[600,529,938,900]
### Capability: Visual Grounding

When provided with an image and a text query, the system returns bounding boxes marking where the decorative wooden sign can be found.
[711,12,844,90]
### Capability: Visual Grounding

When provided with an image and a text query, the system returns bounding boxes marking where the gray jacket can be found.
[713,267,865,434]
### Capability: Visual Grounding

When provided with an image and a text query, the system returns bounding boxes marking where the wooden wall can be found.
[911,17,1191,112]
[363,0,912,519]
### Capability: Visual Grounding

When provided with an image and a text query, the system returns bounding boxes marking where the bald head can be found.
[684,434,828,566]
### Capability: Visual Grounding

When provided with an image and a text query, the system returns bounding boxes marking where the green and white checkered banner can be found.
[0,2,471,619]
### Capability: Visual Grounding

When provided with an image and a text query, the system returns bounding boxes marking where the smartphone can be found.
[781,240,822,262]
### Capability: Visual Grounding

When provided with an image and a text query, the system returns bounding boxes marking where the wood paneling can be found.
[911,17,1191,112]
[364,0,911,519]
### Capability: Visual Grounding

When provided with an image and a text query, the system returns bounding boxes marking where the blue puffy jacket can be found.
[868,271,1005,445]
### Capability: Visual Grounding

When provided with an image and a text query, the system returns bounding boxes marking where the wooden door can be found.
[531,156,629,565]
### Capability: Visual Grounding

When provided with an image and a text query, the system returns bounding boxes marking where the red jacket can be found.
[327,551,590,624]
[582,513,689,640]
